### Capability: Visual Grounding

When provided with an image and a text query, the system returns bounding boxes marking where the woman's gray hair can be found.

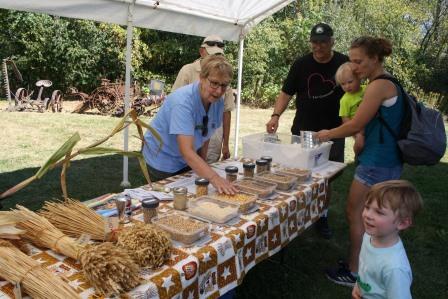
[200,55,233,79]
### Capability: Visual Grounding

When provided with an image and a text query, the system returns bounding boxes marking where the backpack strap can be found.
[370,75,407,141]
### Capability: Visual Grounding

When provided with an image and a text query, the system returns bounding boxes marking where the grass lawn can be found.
[0,100,447,298]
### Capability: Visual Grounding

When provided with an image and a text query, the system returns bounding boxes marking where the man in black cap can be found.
[266,23,349,238]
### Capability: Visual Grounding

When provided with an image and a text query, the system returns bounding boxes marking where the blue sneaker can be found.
[325,260,356,287]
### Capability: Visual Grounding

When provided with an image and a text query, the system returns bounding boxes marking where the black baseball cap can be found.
[310,23,333,42]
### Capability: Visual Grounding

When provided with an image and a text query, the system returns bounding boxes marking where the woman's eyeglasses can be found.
[202,115,208,137]
[204,41,225,48]
[207,78,229,90]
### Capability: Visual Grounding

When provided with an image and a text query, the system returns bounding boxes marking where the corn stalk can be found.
[0,109,162,201]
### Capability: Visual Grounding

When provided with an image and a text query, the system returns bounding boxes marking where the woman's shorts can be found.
[354,164,402,187]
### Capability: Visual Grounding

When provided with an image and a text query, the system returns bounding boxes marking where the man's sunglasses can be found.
[204,41,225,48]
[202,115,209,137]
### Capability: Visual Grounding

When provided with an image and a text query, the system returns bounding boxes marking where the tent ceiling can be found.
[0,0,294,41]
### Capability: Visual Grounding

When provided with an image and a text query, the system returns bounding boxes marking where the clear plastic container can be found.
[276,167,312,183]
[233,178,277,198]
[188,196,239,224]
[254,172,297,191]
[210,191,257,214]
[152,214,209,245]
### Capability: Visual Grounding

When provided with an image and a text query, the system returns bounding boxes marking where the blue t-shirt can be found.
[359,83,404,167]
[142,82,224,172]
[358,233,412,299]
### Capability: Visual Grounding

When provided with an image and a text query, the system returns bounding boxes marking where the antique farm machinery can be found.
[2,57,63,112]
[71,79,164,117]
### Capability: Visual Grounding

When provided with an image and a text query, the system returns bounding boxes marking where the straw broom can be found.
[0,240,79,299]
[39,199,107,241]
[12,205,141,296]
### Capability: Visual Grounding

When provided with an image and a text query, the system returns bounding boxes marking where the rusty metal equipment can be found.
[2,57,63,113]
[71,79,164,117]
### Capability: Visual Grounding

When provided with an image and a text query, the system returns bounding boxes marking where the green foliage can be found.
[1,1,447,112]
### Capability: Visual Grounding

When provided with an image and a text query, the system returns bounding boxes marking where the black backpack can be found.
[374,75,446,166]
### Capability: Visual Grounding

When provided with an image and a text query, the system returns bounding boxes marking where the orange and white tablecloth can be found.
[0,160,344,299]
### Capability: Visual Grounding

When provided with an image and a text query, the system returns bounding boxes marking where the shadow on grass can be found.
[0,154,147,211]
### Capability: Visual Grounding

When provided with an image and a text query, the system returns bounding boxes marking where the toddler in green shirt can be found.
[335,62,366,155]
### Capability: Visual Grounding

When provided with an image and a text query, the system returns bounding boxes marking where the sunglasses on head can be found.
[204,41,224,48]
[202,115,209,137]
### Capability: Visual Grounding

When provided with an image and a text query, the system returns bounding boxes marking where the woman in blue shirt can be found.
[143,55,237,194]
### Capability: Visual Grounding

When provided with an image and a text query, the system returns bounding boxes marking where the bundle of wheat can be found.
[0,211,25,240]
[39,199,106,241]
[13,205,141,296]
[116,223,171,268]
[80,242,141,295]
[0,240,79,299]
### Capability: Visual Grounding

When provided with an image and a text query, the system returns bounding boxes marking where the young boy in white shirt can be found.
[352,180,423,299]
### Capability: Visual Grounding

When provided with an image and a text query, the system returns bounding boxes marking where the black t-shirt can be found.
[282,51,349,134]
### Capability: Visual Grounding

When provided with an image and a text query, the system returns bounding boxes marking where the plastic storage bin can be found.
[242,133,333,169]
[276,167,312,184]
[152,214,208,245]
[210,191,257,214]
[254,172,297,191]
[188,196,239,224]
[234,178,277,198]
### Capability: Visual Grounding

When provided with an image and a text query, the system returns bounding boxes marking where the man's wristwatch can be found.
[271,113,280,118]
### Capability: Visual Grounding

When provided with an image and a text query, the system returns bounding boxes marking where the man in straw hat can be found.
[172,35,235,163]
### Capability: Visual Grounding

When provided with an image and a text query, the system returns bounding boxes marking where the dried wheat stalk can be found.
[0,240,79,299]
[39,199,106,241]
[80,242,141,295]
[116,223,171,268]
[12,205,141,296]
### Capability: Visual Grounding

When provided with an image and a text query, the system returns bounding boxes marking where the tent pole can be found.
[233,35,245,160]
[121,0,135,188]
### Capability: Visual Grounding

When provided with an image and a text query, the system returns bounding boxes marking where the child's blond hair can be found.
[365,180,423,223]
[335,62,356,85]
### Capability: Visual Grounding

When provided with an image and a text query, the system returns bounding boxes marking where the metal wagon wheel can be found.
[14,88,28,110]
[49,90,63,112]
[91,87,121,115]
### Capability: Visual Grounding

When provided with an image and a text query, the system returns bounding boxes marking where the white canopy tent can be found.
[0,0,294,185]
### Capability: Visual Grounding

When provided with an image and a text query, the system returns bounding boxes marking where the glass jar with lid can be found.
[243,162,255,178]
[260,156,273,171]
[255,159,268,174]
[195,178,209,197]
[225,166,238,182]
[173,187,188,210]
[141,198,159,223]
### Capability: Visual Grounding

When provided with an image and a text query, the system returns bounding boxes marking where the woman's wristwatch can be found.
[271,113,280,118]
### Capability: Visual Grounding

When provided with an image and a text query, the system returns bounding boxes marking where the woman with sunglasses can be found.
[142,55,238,194]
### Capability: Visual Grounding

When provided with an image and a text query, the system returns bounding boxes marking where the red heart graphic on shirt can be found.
[307,73,336,99]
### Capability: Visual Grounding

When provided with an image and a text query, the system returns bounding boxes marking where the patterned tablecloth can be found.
[0,160,345,299]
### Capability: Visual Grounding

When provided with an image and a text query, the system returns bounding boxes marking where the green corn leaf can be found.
[36,133,81,179]
[79,147,143,158]
[137,156,151,184]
